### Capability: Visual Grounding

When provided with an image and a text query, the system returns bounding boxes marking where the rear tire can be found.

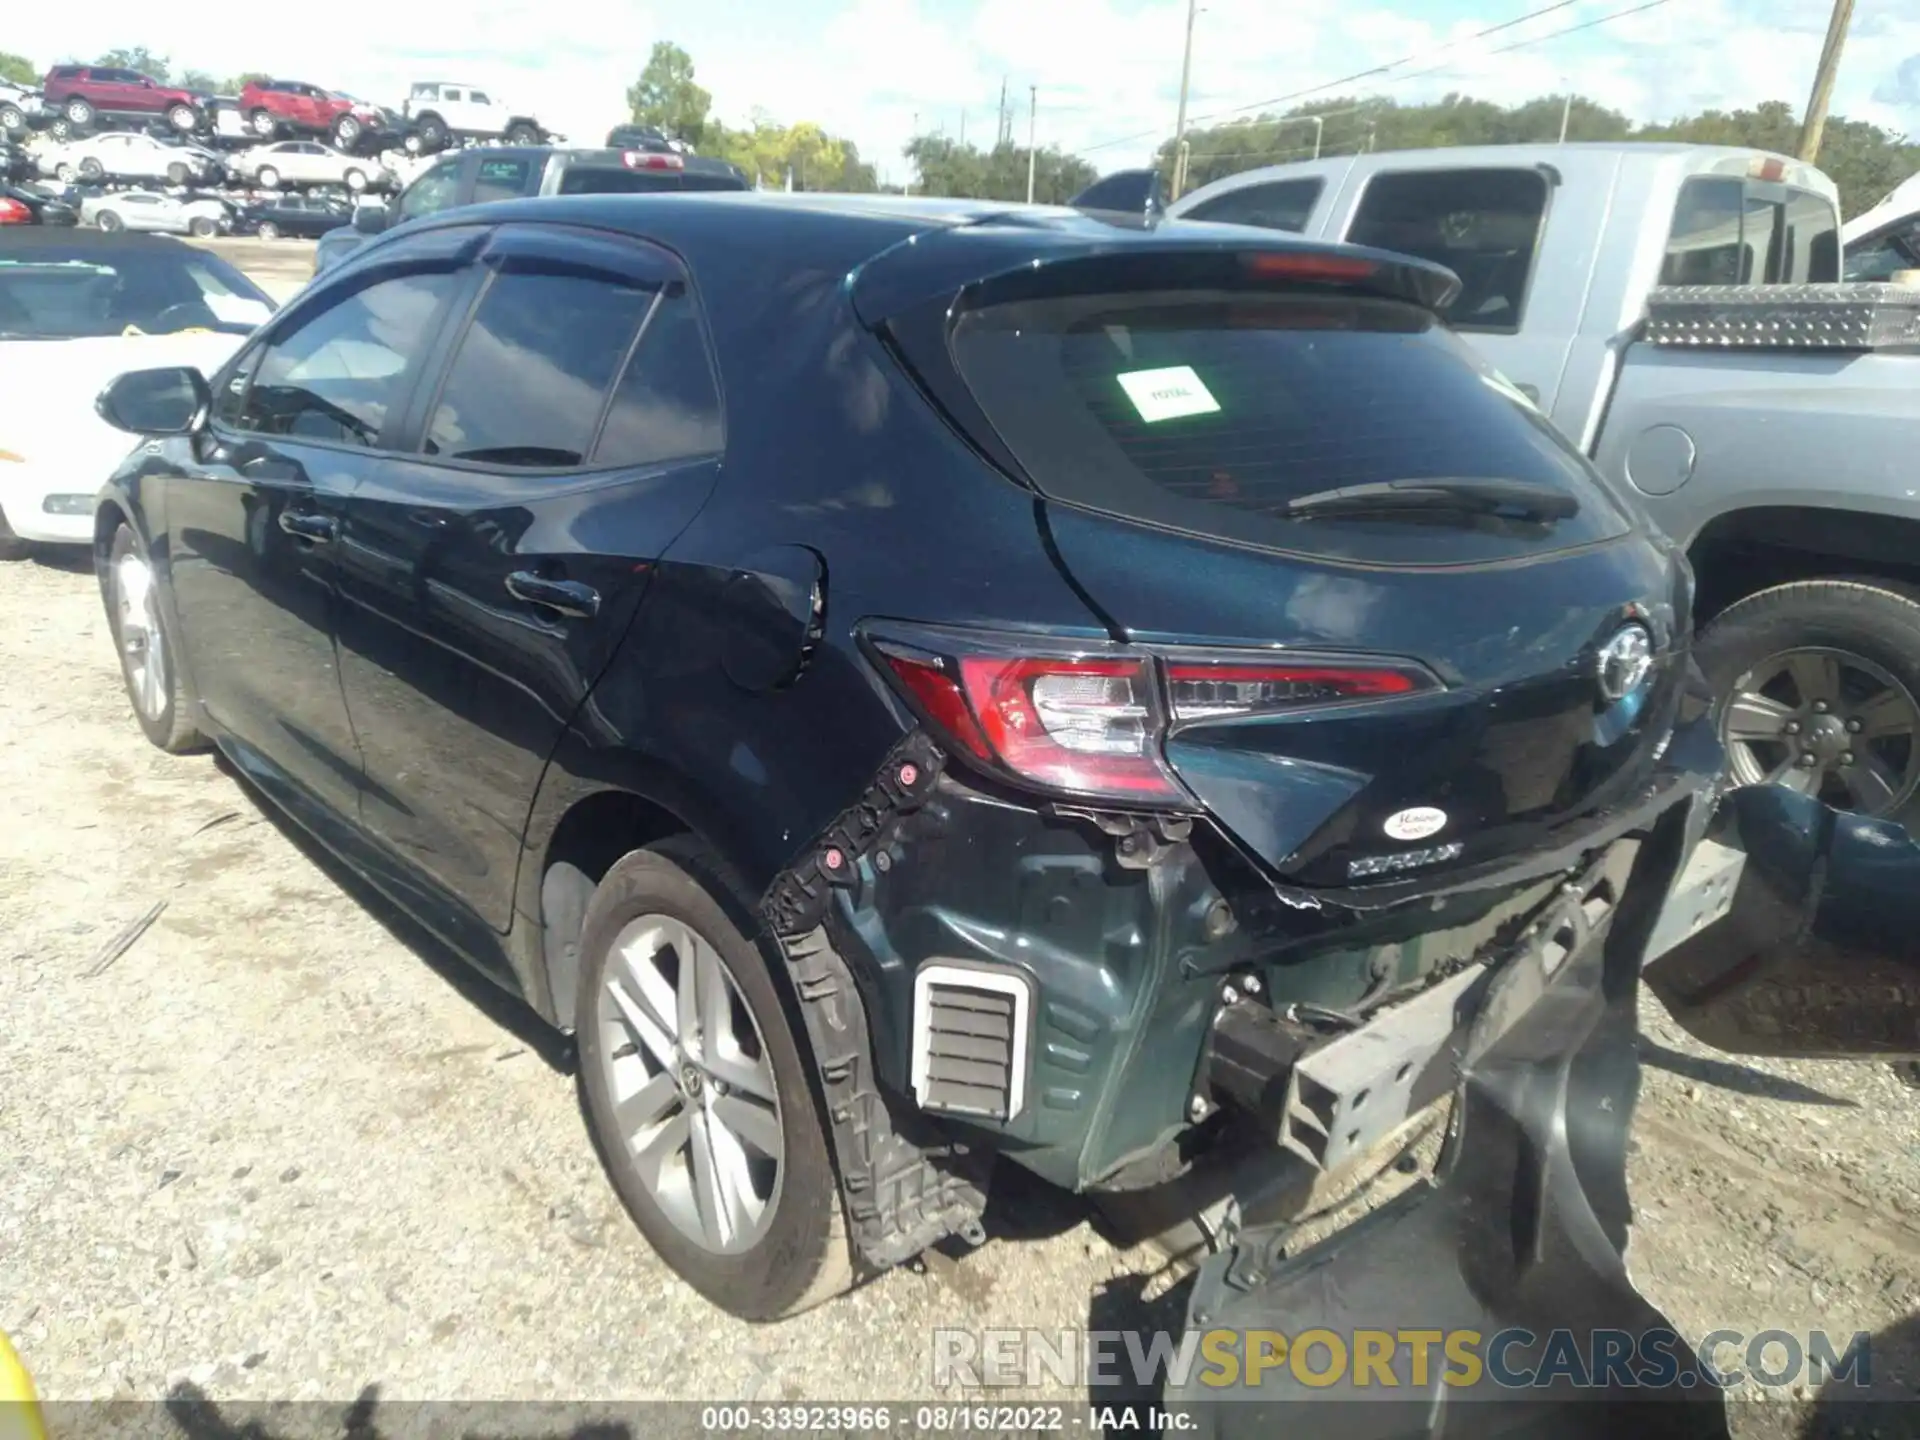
[188,216,216,238]
[95,210,122,232]
[167,104,197,133]
[54,163,75,183]
[256,165,280,189]
[505,121,539,144]
[256,219,280,240]
[333,115,362,148]
[343,168,367,192]
[250,108,277,138]
[418,115,447,151]
[1696,579,1920,829]
[575,838,854,1320]
[102,524,207,753]
[78,157,103,181]
[0,103,24,135]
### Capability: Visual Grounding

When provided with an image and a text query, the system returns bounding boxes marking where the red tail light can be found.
[1240,252,1378,283]
[622,151,684,171]
[870,626,1438,806]
[0,198,31,225]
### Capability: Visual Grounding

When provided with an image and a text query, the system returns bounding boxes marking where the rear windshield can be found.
[948,288,1634,566]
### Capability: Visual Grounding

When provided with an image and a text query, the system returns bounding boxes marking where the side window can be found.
[424,268,654,467]
[1845,224,1920,282]
[1345,168,1547,332]
[1183,178,1324,233]
[594,287,724,467]
[472,159,530,203]
[232,272,453,447]
[394,161,462,224]
[468,90,491,105]
[1662,177,1744,285]
[213,339,266,427]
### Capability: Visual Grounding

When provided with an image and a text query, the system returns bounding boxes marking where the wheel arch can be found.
[1686,504,1920,627]
[519,751,777,1034]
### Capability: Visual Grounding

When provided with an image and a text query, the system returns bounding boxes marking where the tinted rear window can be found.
[557,165,745,196]
[948,288,1633,566]
[1661,177,1839,285]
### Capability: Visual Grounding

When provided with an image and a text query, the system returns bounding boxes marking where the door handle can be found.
[505,571,600,619]
[278,511,338,543]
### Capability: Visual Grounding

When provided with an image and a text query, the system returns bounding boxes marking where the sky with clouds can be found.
[9,0,1920,184]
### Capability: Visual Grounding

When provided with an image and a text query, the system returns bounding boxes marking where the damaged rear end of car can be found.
[714,209,1741,1425]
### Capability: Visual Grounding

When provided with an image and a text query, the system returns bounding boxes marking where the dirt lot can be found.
[2,242,1917,1430]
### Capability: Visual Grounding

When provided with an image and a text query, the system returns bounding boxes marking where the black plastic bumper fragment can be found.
[760,730,992,1269]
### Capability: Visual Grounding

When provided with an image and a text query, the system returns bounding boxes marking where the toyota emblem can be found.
[1596,623,1654,703]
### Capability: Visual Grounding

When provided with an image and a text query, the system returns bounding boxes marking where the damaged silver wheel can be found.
[596,913,784,1255]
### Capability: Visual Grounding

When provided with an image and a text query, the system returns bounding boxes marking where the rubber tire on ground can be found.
[0,507,31,562]
[64,98,93,126]
[574,837,854,1321]
[167,104,196,132]
[1695,578,1920,826]
[188,216,216,238]
[256,220,279,240]
[102,524,207,753]
[78,158,103,181]
[95,211,122,231]
[256,166,279,189]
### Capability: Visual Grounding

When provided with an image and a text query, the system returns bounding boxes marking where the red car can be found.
[238,79,382,148]
[41,64,207,133]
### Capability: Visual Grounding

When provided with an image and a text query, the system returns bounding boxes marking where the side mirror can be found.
[352,201,391,234]
[97,366,211,436]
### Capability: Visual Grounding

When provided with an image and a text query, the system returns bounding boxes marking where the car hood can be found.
[0,332,247,475]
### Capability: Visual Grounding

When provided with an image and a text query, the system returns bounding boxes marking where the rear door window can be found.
[1344,168,1548,332]
[593,287,724,466]
[947,282,1632,566]
[1183,178,1323,233]
[473,158,531,203]
[424,269,653,467]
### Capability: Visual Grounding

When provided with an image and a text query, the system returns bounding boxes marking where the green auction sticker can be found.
[1116,365,1221,423]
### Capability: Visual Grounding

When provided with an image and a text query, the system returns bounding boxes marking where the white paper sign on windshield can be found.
[1116,365,1221,424]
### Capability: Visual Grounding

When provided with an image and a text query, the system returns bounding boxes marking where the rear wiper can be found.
[1279,478,1580,524]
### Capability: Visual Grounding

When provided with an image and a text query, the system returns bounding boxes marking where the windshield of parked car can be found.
[0,236,275,339]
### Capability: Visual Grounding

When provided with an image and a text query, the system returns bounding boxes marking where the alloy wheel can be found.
[595,913,783,1255]
[114,550,168,722]
[1721,645,1920,817]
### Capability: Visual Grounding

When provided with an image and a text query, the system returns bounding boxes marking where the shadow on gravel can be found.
[1799,1310,1920,1439]
[1639,1039,1858,1108]
[211,752,574,1075]
[1083,1268,1195,1423]
[27,547,92,575]
[163,1381,637,1439]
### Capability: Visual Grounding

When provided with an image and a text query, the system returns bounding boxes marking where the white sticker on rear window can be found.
[1116,365,1220,423]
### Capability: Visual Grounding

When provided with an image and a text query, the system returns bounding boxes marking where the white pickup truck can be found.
[1166,143,1920,834]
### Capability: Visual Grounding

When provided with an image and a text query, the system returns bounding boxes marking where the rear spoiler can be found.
[1068,168,1167,223]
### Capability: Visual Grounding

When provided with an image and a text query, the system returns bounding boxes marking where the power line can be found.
[1076,0,1682,156]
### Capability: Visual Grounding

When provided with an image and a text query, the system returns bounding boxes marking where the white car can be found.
[31,137,92,183]
[402,80,547,150]
[0,232,275,554]
[80,191,232,238]
[228,140,387,193]
[66,131,222,187]
[0,81,43,135]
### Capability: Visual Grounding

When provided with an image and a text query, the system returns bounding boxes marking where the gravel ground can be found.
[3,294,1918,1429]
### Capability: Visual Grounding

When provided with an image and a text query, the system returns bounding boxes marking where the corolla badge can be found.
[1596,623,1655,704]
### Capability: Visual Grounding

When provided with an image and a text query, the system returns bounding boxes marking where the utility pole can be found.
[960,110,967,146]
[998,76,1009,147]
[1797,0,1855,162]
[1170,0,1199,200]
[1026,85,1038,203]
[1558,92,1572,143]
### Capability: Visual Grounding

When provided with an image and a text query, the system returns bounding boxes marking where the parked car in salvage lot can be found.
[79,189,232,236]
[1168,143,1920,831]
[76,188,1917,1433]
[64,130,224,186]
[0,183,79,226]
[225,139,388,193]
[237,77,387,149]
[40,63,211,135]
[232,191,352,239]
[401,79,552,151]
[0,229,273,557]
